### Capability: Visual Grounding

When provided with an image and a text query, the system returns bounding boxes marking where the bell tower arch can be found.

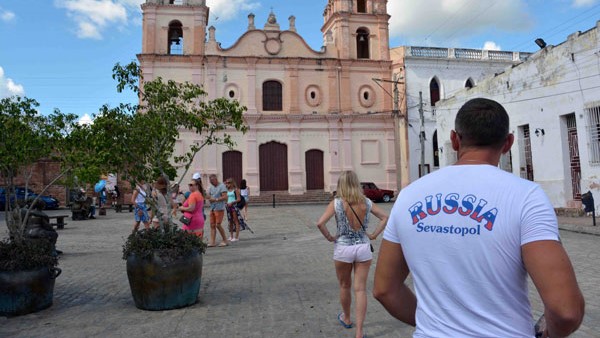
[321,0,390,60]
[140,0,209,56]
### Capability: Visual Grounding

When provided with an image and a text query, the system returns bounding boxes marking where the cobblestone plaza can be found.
[1,204,599,337]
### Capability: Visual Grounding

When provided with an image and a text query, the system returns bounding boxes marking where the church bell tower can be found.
[140,0,209,56]
[321,0,390,61]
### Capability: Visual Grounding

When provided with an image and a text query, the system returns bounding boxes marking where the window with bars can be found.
[262,81,282,111]
[586,106,600,164]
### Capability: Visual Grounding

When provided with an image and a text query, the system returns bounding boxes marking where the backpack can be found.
[236,190,246,209]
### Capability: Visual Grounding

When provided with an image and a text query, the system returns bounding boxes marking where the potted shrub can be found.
[94,62,247,310]
[0,96,89,316]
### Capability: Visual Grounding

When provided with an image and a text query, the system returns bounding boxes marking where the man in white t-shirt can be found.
[374,98,584,337]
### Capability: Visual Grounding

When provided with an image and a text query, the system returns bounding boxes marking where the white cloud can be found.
[483,41,501,50]
[55,0,260,39]
[573,0,598,7]
[388,0,532,45]
[207,0,259,21]
[55,0,129,39]
[78,113,93,125]
[0,67,25,98]
[0,8,16,22]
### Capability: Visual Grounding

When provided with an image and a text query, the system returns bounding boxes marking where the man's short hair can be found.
[455,98,509,149]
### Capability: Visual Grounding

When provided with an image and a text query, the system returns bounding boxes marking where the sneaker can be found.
[231,238,239,242]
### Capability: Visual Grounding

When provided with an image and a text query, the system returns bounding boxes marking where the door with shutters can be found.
[305,149,324,190]
[222,151,242,186]
[259,141,288,191]
[567,114,581,200]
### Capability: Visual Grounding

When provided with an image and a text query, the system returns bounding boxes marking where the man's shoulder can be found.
[210,183,227,191]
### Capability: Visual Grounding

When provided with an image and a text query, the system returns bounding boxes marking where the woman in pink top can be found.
[178,178,205,238]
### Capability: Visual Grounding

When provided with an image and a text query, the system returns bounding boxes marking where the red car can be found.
[332,182,395,203]
[361,182,395,202]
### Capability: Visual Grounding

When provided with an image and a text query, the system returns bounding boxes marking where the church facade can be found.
[139,0,399,196]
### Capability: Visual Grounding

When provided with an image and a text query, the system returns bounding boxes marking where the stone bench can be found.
[49,214,69,230]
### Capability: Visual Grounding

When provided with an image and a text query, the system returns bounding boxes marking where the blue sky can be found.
[1,0,599,123]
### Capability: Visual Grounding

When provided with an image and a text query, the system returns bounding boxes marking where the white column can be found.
[288,115,304,194]
[245,115,260,195]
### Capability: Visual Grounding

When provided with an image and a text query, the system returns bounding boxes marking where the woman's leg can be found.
[232,207,241,240]
[353,260,372,338]
[334,260,354,327]
[194,229,204,240]
[234,216,241,239]
[226,207,235,240]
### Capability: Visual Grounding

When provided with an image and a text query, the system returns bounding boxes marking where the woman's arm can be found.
[131,189,138,204]
[368,203,389,240]
[179,193,197,212]
[316,201,336,242]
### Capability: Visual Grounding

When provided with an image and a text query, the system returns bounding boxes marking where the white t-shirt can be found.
[384,164,559,338]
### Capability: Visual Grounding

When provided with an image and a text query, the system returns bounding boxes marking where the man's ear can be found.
[450,130,460,151]
[502,134,514,154]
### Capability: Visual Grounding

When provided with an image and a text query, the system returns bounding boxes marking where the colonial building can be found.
[390,46,531,182]
[435,21,600,209]
[138,0,398,197]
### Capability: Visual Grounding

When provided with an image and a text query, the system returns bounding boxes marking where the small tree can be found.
[0,96,88,245]
[95,61,247,233]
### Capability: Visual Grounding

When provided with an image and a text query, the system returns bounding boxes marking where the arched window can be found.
[356,28,369,59]
[357,0,367,13]
[430,78,440,106]
[168,21,183,55]
[465,78,474,89]
[263,81,282,111]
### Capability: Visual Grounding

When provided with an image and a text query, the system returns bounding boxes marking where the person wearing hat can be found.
[151,176,173,229]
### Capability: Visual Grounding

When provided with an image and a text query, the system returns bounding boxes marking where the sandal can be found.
[338,312,353,329]
[207,243,216,247]
[218,242,228,247]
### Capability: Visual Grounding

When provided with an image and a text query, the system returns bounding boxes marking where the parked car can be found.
[331,182,395,203]
[0,187,60,210]
[360,182,395,202]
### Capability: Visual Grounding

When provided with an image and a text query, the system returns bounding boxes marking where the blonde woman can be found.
[316,171,389,338]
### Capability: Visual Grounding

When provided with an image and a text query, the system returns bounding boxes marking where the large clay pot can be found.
[0,266,62,317]
[126,251,202,311]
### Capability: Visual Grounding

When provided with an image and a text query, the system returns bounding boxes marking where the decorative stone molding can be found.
[358,84,375,108]
[224,83,240,100]
[305,85,322,107]
[264,38,282,55]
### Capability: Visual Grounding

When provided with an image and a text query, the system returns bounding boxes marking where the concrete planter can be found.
[126,251,203,311]
[0,266,61,317]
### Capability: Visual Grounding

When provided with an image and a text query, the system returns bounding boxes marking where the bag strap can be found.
[347,201,366,231]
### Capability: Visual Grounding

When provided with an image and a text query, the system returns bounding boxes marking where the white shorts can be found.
[333,243,372,263]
